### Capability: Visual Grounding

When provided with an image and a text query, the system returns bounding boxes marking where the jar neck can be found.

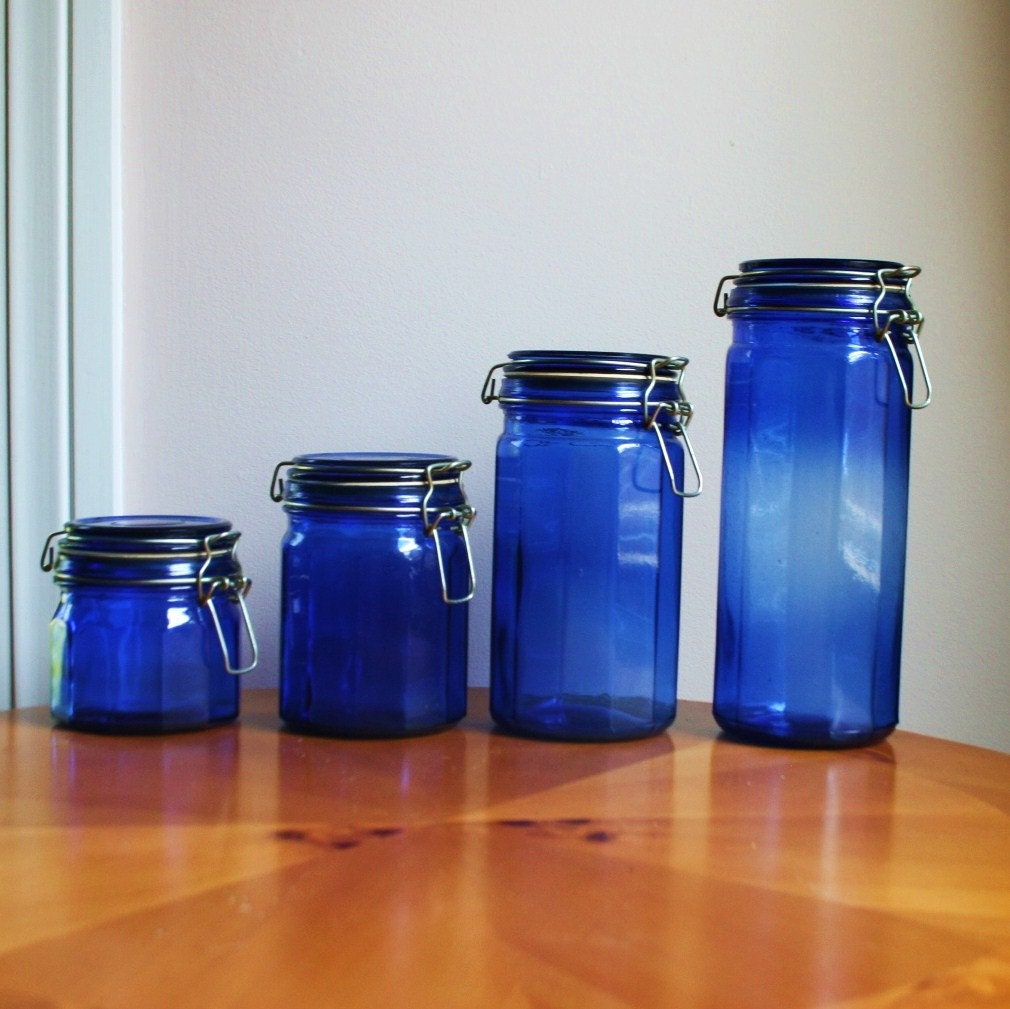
[726,315,894,349]
[500,401,645,430]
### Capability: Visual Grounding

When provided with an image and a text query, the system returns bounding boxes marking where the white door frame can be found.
[4,0,121,708]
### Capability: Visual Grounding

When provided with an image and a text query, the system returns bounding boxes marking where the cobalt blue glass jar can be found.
[271,453,475,737]
[712,259,932,748]
[481,351,702,741]
[41,516,258,733]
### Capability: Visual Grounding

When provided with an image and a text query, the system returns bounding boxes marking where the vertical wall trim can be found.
[2,3,11,707]
[5,1,118,709]
[7,0,71,709]
[70,0,122,517]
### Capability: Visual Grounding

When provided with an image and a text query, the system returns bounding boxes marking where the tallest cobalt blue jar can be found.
[482,351,702,741]
[712,259,932,748]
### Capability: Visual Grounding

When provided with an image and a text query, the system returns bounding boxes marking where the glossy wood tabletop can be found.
[1,689,1009,1009]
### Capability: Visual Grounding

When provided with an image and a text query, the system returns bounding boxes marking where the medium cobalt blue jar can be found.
[481,351,702,741]
[271,453,475,737]
[42,516,258,733]
[712,259,932,748]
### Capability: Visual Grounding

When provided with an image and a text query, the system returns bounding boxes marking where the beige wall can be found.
[121,0,1010,750]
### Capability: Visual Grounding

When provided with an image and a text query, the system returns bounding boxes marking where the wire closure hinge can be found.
[712,275,739,318]
[197,534,259,675]
[40,528,66,571]
[643,357,703,498]
[480,362,508,404]
[873,267,932,410]
[422,461,477,605]
[269,460,294,502]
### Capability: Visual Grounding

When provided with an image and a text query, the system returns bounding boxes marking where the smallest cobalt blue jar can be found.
[271,453,475,738]
[41,516,258,733]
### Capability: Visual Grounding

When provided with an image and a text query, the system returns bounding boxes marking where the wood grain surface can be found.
[1,689,1008,1009]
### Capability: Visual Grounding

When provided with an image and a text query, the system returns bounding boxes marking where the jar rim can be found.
[275,454,472,502]
[505,350,682,371]
[494,352,689,390]
[739,260,904,272]
[737,258,905,276]
[64,515,233,539]
[284,454,470,488]
[290,452,461,474]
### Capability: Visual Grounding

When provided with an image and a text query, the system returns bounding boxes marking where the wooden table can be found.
[1,689,1008,1008]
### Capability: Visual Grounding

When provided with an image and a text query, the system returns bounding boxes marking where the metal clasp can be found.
[713,275,740,317]
[40,529,66,571]
[269,460,295,502]
[642,357,703,498]
[197,534,259,675]
[422,461,477,605]
[480,362,510,404]
[873,267,932,410]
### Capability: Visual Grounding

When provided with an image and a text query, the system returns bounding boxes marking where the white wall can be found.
[120,0,1010,752]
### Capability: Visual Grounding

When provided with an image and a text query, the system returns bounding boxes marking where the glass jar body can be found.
[714,261,919,747]
[278,455,471,737]
[51,585,240,732]
[490,402,685,741]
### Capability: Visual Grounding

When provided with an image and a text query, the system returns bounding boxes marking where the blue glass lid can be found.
[64,515,232,538]
[41,515,240,572]
[271,453,472,500]
[291,452,460,474]
[502,350,685,373]
[736,258,904,279]
[288,453,467,482]
[481,350,690,409]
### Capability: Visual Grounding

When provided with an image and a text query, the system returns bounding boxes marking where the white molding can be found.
[5,1,120,708]
[71,0,122,516]
[7,0,72,709]
[1,9,9,707]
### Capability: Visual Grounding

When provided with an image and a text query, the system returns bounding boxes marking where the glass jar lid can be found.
[269,453,477,605]
[274,452,469,489]
[713,258,919,318]
[42,515,240,568]
[40,514,258,675]
[481,350,688,407]
[481,350,702,498]
[270,453,473,507]
[712,259,932,410]
[56,515,234,550]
